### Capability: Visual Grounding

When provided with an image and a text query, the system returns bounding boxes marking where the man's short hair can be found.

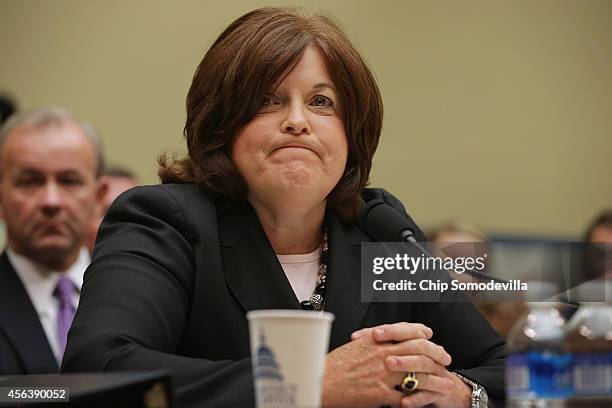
[0,106,105,178]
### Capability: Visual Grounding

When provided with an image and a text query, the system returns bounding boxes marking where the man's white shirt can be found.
[7,247,89,364]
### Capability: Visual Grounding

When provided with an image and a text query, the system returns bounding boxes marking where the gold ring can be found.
[400,372,419,393]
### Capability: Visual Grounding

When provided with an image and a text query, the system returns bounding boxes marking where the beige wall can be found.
[0,0,610,239]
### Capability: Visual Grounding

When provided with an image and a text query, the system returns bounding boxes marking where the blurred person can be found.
[0,94,17,126]
[429,221,527,338]
[428,221,489,294]
[428,221,490,288]
[99,165,138,213]
[63,8,504,408]
[86,165,138,252]
[582,209,612,283]
[428,221,488,244]
[557,210,612,319]
[585,210,612,244]
[0,107,106,374]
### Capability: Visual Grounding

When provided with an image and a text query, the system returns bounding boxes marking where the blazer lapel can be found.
[324,211,373,350]
[219,202,301,312]
[0,253,58,373]
[218,202,372,350]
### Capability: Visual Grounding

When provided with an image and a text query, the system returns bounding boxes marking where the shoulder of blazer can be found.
[107,183,221,237]
[113,183,218,212]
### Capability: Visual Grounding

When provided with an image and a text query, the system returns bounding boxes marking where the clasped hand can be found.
[321,322,471,408]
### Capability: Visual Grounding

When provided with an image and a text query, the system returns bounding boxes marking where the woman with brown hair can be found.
[63,7,504,407]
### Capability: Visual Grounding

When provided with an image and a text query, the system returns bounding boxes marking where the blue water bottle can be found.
[565,280,612,407]
[506,282,572,407]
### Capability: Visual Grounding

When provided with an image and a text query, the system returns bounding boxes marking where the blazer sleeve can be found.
[61,185,255,408]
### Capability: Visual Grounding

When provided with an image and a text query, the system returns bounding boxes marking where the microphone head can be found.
[359,199,417,242]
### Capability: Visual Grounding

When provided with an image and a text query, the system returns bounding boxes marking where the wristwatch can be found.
[453,372,489,408]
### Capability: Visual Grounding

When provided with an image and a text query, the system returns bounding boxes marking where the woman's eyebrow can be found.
[313,82,336,92]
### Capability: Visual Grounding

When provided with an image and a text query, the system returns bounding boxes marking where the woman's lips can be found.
[277,145,311,152]
[274,144,319,156]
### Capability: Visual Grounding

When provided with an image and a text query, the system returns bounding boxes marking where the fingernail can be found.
[351,331,362,339]
[387,357,400,367]
[374,328,385,338]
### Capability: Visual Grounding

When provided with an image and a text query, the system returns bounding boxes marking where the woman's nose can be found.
[281,103,311,135]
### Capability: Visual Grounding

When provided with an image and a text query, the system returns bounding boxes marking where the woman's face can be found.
[232,45,348,206]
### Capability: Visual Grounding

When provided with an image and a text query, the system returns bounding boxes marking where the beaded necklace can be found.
[300,229,328,311]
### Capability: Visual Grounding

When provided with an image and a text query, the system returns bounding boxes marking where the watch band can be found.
[452,372,489,408]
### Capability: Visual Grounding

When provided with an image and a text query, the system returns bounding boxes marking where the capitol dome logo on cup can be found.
[247,310,334,408]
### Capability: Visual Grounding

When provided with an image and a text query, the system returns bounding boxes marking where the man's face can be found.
[102,175,137,213]
[0,122,103,270]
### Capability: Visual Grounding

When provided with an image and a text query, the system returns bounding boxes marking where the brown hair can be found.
[159,7,383,221]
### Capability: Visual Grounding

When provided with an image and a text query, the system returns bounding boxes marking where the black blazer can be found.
[62,184,505,407]
[0,253,59,374]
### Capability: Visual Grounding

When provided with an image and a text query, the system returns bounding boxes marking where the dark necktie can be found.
[54,276,76,357]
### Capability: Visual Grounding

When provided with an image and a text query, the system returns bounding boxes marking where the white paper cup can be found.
[247,309,334,408]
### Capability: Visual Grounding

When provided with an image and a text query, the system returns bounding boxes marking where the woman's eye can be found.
[312,95,333,107]
[260,95,279,107]
[257,95,278,113]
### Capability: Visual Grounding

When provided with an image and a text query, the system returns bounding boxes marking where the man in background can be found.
[86,165,138,252]
[585,210,612,244]
[583,210,612,281]
[429,221,527,337]
[0,106,106,374]
[0,94,17,126]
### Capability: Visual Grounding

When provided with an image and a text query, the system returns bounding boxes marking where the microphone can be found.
[359,198,508,283]
[359,198,420,244]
